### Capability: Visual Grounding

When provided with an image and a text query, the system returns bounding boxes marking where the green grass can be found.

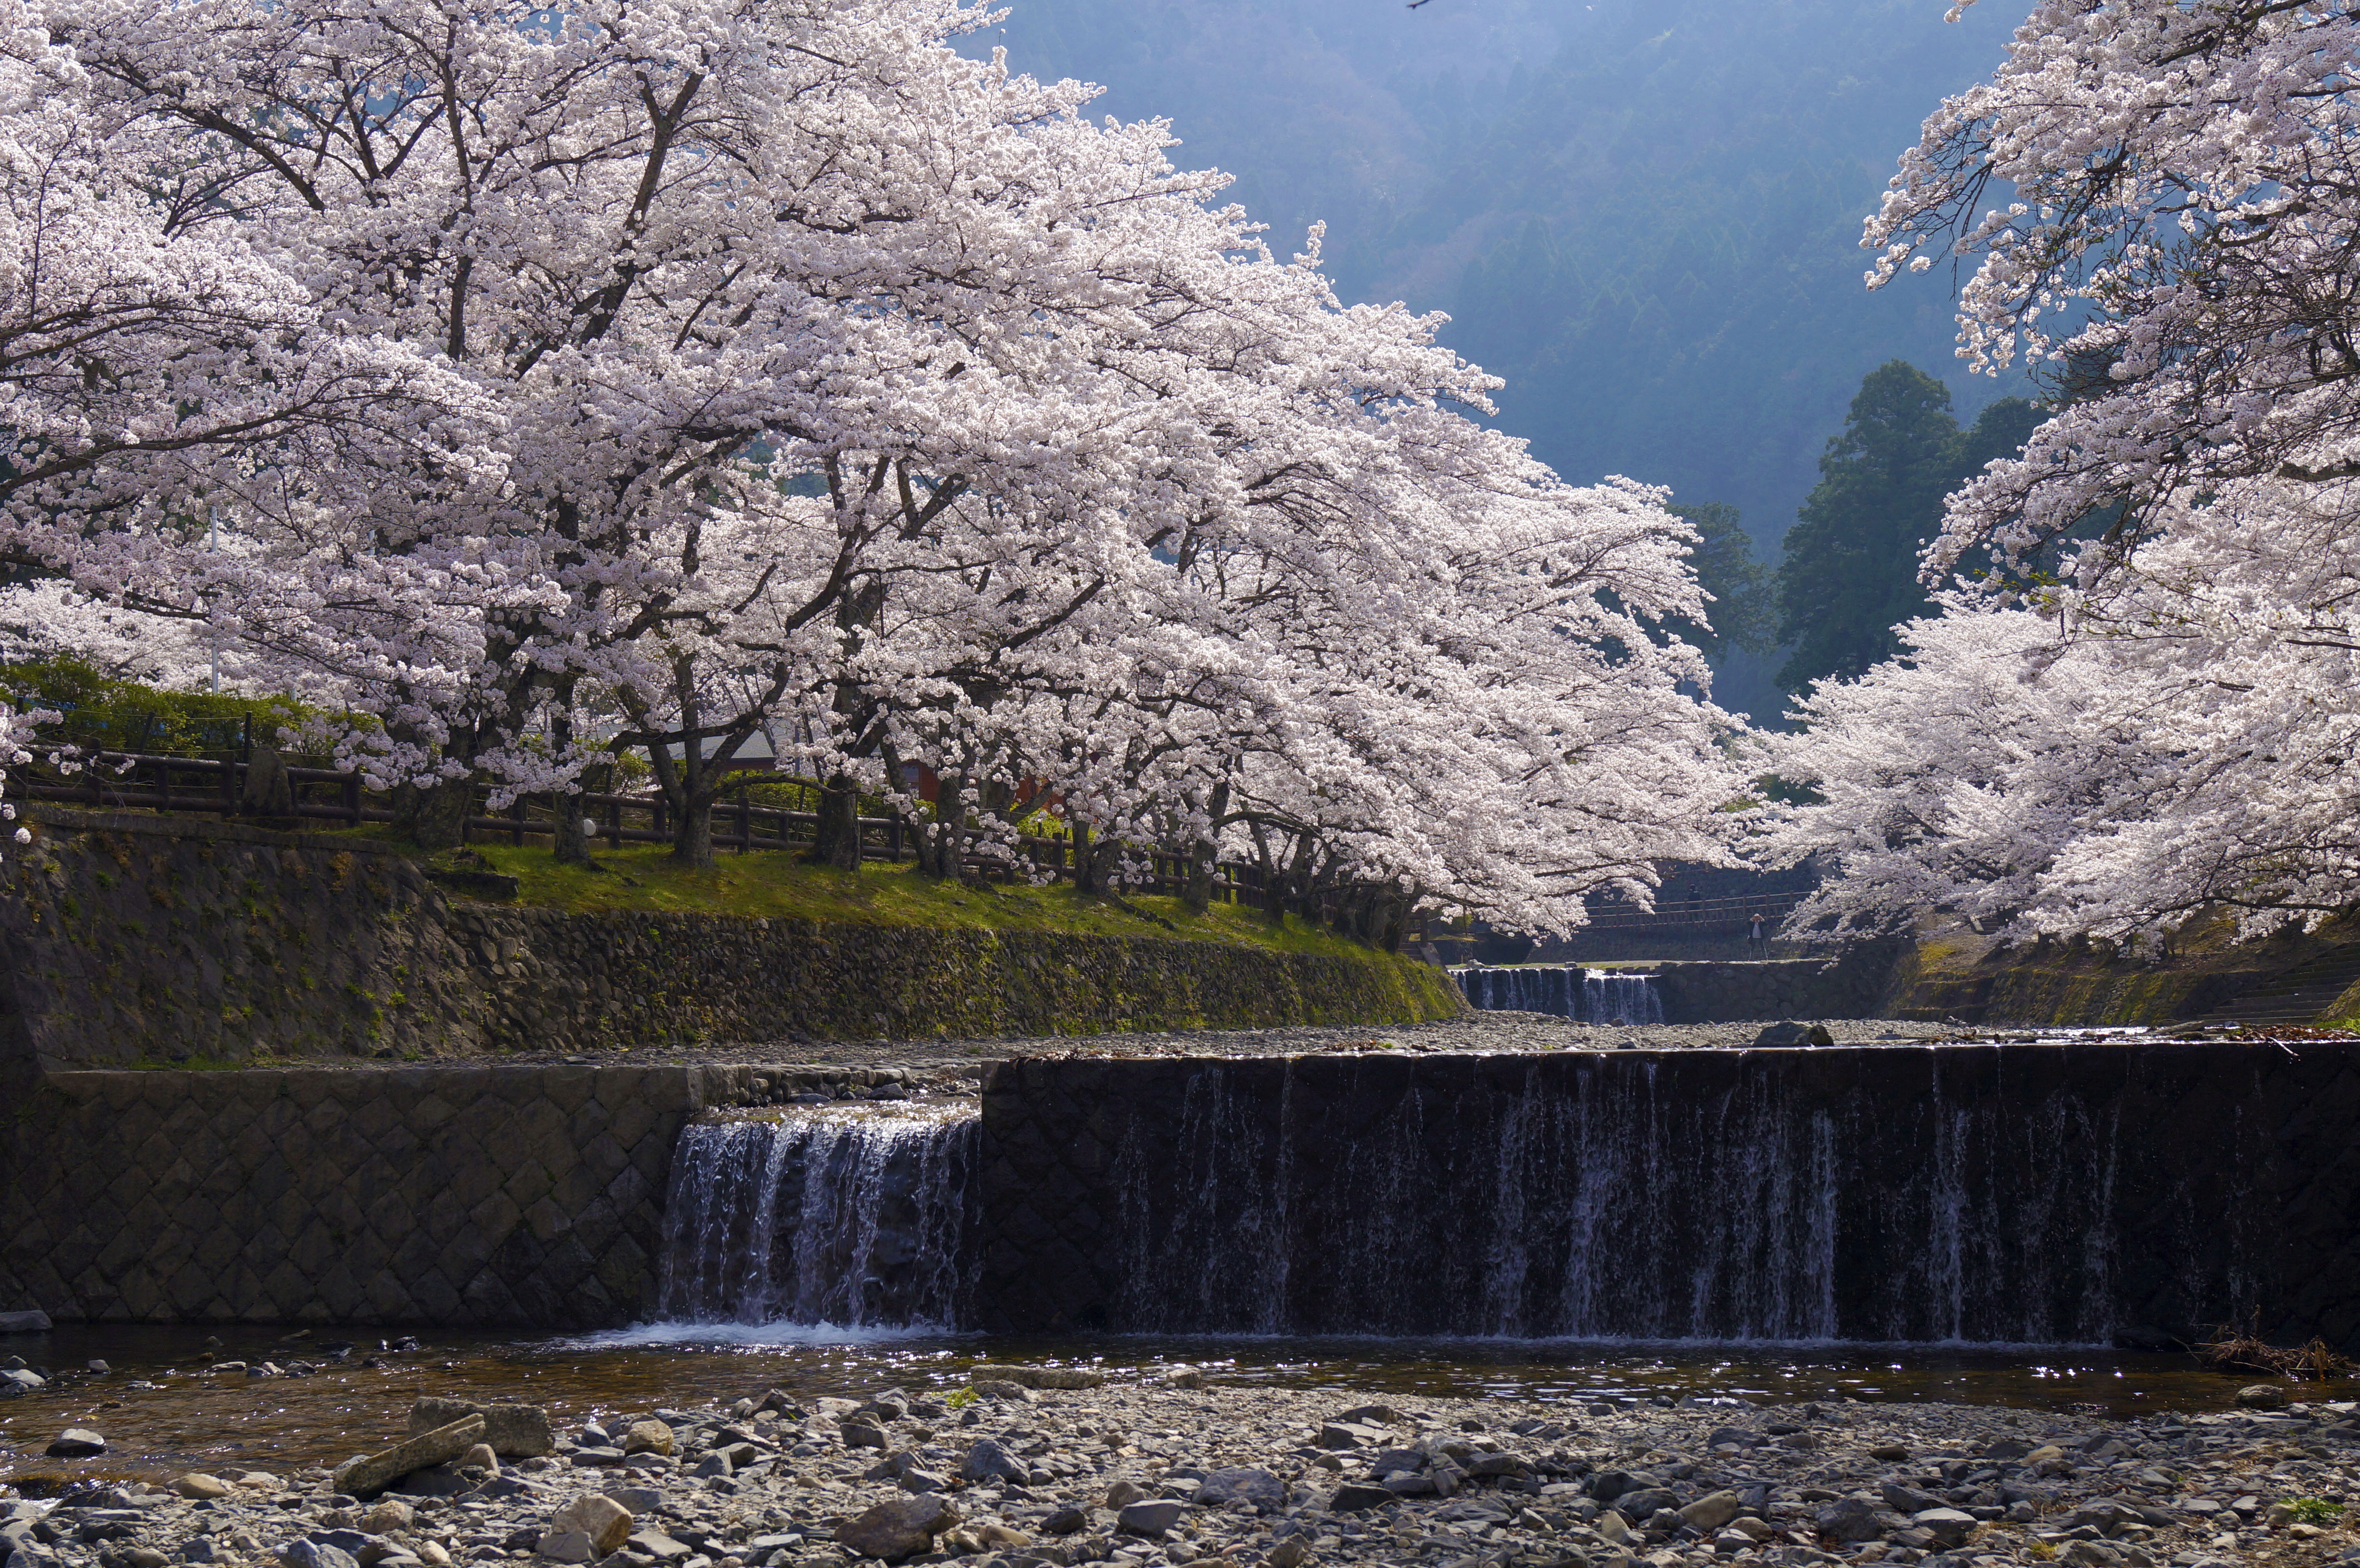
[458,842,1384,958]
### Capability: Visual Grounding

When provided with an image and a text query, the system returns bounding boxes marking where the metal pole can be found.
[208,507,221,694]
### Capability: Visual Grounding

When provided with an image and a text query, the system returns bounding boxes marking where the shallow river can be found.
[2,1324,2340,1490]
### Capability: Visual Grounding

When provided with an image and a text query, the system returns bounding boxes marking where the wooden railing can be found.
[1576,889,1810,934]
[13,746,1425,932]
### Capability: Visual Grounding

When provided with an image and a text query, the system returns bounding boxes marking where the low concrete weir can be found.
[9,1042,2360,1347]
[972,1043,2360,1348]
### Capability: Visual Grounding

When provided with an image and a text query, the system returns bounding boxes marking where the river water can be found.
[0,1323,2338,1490]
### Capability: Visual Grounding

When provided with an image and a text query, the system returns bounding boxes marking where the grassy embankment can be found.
[446,840,1384,960]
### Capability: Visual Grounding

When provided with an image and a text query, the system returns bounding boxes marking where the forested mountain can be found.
[971,0,2031,720]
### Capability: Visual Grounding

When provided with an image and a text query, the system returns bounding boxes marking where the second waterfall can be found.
[656,1108,978,1329]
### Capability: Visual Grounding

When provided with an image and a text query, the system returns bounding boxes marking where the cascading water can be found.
[1455,965,1663,1025]
[659,1049,2284,1348]
[656,1107,978,1328]
[1024,1050,2223,1345]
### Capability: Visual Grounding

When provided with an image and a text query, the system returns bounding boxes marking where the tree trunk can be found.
[551,709,593,866]
[673,793,715,868]
[1182,849,1215,915]
[398,779,474,851]
[1069,821,1103,896]
[1182,782,1228,916]
[808,774,863,872]
[1249,822,1283,926]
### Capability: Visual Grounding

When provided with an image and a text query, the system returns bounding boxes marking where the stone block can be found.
[408,1399,554,1458]
[548,1494,632,1557]
[333,1415,488,1498]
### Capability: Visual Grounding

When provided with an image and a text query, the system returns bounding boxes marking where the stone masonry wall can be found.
[0,1063,770,1327]
[1652,943,1906,1023]
[0,808,1461,1073]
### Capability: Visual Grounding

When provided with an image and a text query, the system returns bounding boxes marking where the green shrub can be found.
[0,656,310,758]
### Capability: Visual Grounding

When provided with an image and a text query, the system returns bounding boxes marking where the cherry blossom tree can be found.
[0,0,1748,930]
[1867,0,2360,591]
[1773,473,2360,943]
[1766,0,2360,944]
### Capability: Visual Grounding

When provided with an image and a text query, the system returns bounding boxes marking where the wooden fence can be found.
[11,745,1381,924]
[1574,888,1811,937]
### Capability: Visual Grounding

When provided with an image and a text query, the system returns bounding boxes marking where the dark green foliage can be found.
[0,656,310,756]
[1664,502,1775,667]
[1772,362,2039,693]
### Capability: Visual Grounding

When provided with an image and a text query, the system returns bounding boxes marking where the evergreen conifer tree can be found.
[1774,361,2037,693]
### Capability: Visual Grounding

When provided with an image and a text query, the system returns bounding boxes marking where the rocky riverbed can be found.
[5,1367,2355,1568]
[469,1017,1967,1078]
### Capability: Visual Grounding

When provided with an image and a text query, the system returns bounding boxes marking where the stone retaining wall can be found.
[0,808,1460,1072]
[0,1064,763,1327]
[1652,944,1906,1023]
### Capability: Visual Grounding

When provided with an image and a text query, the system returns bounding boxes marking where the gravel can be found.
[7,1374,2355,1568]
[477,1016,1966,1076]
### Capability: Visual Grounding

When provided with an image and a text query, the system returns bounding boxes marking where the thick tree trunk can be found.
[1182,850,1215,915]
[673,793,715,868]
[551,710,593,866]
[1182,782,1227,916]
[398,779,474,851]
[808,774,864,872]
[1249,823,1284,926]
[1069,822,1103,896]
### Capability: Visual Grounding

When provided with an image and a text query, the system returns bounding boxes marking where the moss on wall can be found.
[1,809,1462,1071]
[1879,914,2347,1027]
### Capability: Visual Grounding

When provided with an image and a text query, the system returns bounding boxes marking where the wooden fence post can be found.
[737,782,751,853]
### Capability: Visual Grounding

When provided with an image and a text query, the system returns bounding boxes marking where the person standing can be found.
[1748,910,1766,957]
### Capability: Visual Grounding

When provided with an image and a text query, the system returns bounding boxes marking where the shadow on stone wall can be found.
[0,1065,759,1326]
[0,808,1461,1072]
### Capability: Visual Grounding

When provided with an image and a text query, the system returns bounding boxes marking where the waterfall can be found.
[656,1107,978,1328]
[1054,1050,2161,1344]
[662,1051,2261,1348]
[1455,965,1662,1025]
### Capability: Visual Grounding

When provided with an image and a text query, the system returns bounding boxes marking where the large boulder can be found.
[1679,1492,1746,1532]
[548,1495,633,1558]
[332,1415,486,1499]
[1816,1495,1901,1544]
[1116,1501,1186,1536]
[833,1496,959,1561]
[960,1439,1027,1486]
[619,1421,674,1457]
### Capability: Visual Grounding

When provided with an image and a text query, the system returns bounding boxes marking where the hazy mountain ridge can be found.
[973,0,2032,720]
